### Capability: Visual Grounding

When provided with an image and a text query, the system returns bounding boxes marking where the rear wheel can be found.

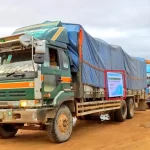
[126,98,134,119]
[46,105,73,143]
[115,100,127,122]
[0,124,18,139]
[109,111,116,121]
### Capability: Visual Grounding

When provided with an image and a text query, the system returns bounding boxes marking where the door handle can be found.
[57,77,62,81]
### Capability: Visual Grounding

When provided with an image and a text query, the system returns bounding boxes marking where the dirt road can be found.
[1,111,150,150]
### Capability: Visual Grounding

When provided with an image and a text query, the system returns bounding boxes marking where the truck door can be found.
[42,47,71,104]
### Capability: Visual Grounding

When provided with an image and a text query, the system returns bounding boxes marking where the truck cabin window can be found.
[0,50,36,74]
[61,50,69,69]
[49,48,59,69]
[0,50,32,65]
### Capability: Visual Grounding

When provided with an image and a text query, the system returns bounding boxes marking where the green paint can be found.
[0,39,5,42]
[0,79,34,101]
[51,91,74,106]
[41,49,74,106]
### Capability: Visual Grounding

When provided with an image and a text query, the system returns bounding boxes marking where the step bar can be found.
[76,100,121,116]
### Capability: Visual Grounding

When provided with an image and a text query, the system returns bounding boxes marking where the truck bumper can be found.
[0,108,55,124]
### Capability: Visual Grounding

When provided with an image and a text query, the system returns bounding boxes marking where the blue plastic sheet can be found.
[63,23,147,90]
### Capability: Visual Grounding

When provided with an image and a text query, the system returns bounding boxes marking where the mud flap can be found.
[135,99,147,111]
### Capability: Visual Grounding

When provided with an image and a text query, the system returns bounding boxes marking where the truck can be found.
[146,60,150,106]
[0,21,147,143]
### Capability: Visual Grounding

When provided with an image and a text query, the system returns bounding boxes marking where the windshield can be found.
[0,50,37,74]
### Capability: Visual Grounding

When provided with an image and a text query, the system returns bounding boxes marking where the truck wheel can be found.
[0,124,18,139]
[109,111,116,121]
[126,98,134,119]
[115,100,127,122]
[46,105,73,143]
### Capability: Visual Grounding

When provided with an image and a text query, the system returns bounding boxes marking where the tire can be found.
[46,105,73,143]
[147,103,150,109]
[115,100,127,122]
[0,124,18,139]
[109,111,116,121]
[126,98,134,119]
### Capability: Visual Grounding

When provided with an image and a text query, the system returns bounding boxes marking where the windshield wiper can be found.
[6,72,25,77]
[6,72,15,77]
[13,73,25,77]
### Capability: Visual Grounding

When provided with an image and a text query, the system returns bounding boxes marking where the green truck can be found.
[0,21,147,143]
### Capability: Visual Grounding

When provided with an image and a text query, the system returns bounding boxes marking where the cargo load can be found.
[13,21,147,90]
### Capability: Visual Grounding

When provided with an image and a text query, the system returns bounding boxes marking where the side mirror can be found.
[34,54,44,64]
[35,40,46,54]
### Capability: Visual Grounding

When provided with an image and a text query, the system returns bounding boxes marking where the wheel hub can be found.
[58,113,69,134]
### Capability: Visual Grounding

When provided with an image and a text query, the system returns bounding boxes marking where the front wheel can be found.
[0,124,18,139]
[46,105,73,143]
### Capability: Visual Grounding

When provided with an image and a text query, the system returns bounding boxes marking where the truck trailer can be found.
[146,60,150,106]
[0,21,147,143]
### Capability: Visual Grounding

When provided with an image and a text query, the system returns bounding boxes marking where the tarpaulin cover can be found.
[62,23,147,90]
[13,21,147,90]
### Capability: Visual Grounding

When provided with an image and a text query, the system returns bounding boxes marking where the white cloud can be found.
[0,0,150,59]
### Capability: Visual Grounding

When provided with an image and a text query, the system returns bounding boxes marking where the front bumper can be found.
[0,108,54,124]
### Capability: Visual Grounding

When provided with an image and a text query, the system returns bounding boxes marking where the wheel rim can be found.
[58,113,69,134]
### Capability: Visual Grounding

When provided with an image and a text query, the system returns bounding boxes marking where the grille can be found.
[0,92,6,97]
[9,91,26,97]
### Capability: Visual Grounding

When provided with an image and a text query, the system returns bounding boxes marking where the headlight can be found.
[20,100,42,108]
[20,100,28,107]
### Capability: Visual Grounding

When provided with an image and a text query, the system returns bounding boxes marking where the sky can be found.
[0,0,150,59]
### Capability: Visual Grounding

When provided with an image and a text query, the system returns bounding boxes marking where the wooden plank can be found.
[78,103,121,111]
[76,100,120,106]
[0,34,23,42]
[77,106,120,116]
[78,103,121,108]
[0,39,20,46]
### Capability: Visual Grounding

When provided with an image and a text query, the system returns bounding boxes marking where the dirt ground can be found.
[1,111,150,150]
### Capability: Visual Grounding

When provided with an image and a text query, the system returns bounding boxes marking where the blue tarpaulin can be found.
[63,23,147,90]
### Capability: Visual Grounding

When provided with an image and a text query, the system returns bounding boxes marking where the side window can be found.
[61,50,69,69]
[49,48,60,69]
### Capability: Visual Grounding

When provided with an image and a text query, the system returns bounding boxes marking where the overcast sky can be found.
[0,0,150,59]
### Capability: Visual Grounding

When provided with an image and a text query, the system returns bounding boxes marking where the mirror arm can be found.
[32,36,35,72]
